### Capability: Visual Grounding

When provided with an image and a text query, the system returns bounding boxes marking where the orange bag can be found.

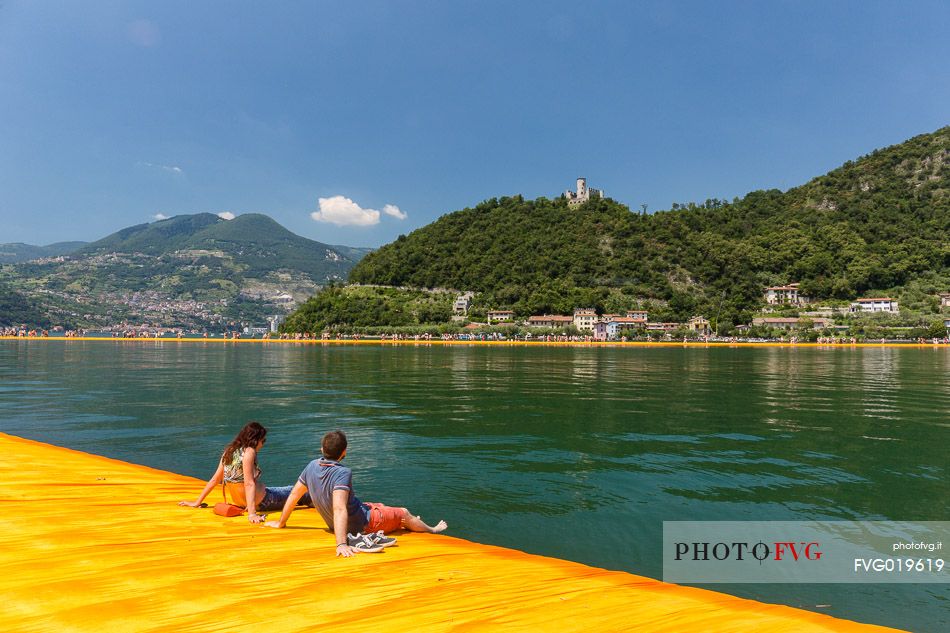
[213,482,244,517]
[213,502,243,517]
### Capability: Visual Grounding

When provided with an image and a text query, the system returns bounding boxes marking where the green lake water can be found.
[1,341,947,631]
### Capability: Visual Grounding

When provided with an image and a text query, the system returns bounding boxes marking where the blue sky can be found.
[1,1,948,248]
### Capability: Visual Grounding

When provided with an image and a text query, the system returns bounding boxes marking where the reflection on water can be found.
[0,342,947,631]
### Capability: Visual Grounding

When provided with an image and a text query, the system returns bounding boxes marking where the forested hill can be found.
[0,241,87,264]
[79,213,372,280]
[350,126,949,324]
[0,283,49,328]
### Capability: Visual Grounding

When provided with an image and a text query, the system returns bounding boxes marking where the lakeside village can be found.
[406,285,950,344]
[4,285,950,343]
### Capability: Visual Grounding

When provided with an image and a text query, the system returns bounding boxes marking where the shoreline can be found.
[1,335,948,348]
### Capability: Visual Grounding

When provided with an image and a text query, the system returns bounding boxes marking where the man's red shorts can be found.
[364,502,407,533]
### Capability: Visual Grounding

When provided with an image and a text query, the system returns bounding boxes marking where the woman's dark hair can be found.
[222,422,267,463]
[321,430,347,460]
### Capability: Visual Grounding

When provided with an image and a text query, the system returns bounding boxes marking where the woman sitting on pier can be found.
[179,421,310,523]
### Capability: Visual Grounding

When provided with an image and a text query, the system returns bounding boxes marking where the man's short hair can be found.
[322,430,347,460]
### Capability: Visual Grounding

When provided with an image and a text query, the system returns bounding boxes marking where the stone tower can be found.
[566,177,603,208]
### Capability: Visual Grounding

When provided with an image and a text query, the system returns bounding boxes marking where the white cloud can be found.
[153,213,169,220]
[311,196,381,227]
[140,161,183,175]
[310,196,407,227]
[383,204,407,220]
[217,212,236,220]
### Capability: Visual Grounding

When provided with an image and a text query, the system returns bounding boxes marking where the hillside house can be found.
[764,283,808,305]
[849,298,899,313]
[454,292,474,315]
[687,316,711,336]
[526,315,575,328]
[646,322,681,331]
[939,293,950,308]
[573,308,598,332]
[625,310,648,320]
[606,317,647,339]
[487,310,515,323]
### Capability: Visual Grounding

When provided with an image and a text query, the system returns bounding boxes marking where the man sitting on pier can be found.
[265,430,447,556]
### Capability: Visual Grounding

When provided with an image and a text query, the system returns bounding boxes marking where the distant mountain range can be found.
[0,242,88,264]
[0,213,373,329]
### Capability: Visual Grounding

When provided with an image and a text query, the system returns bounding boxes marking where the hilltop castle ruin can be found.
[565,177,604,207]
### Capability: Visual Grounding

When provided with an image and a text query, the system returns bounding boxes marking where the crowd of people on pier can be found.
[3,326,947,345]
[262,332,950,345]
[1,327,52,337]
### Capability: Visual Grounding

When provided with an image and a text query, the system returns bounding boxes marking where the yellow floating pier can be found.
[2,335,948,348]
[0,433,902,632]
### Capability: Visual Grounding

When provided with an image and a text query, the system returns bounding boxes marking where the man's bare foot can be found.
[403,512,449,533]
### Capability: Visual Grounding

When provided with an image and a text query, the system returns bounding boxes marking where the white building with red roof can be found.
[764,283,808,305]
[487,310,515,323]
[525,315,574,328]
[573,308,598,332]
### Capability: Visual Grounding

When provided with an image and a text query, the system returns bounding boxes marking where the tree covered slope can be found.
[79,213,369,280]
[0,242,87,264]
[349,127,949,324]
[0,282,50,328]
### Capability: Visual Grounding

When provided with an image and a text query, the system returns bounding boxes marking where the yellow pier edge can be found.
[1,335,948,348]
[0,433,903,632]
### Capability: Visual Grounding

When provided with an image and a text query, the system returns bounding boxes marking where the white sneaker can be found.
[346,532,384,553]
[366,530,397,548]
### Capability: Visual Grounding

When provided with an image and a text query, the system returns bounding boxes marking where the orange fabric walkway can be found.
[2,335,948,348]
[0,433,902,632]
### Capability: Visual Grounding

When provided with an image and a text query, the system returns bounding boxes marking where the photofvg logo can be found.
[663,521,949,584]
[674,540,822,562]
